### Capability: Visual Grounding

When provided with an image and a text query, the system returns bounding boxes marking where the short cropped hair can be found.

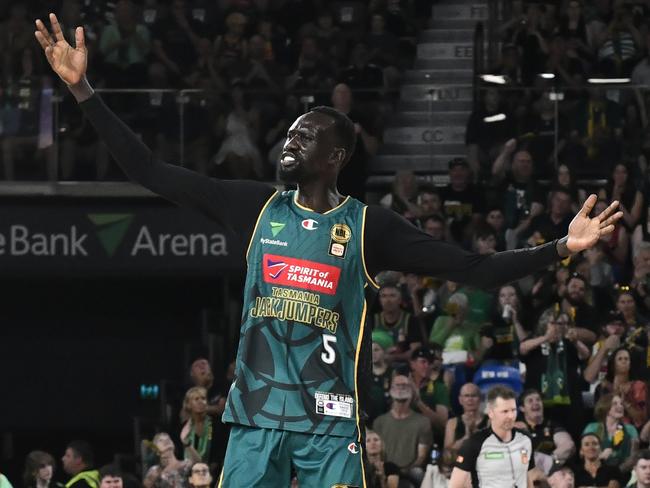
[310,106,357,166]
[67,440,94,468]
[98,464,122,481]
[487,385,516,406]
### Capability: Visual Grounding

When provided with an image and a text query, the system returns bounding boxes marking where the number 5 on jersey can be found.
[322,335,337,364]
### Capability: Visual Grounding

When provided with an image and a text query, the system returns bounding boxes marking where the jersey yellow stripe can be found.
[217,467,224,487]
[292,192,351,214]
[353,297,368,442]
[245,190,279,263]
[359,443,368,488]
[361,206,379,289]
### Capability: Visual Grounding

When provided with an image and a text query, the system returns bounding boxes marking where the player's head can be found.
[279,107,356,184]
[634,450,650,488]
[486,386,517,433]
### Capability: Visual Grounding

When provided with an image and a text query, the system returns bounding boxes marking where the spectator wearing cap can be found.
[629,450,650,488]
[444,383,488,453]
[440,158,486,245]
[372,374,432,487]
[368,341,393,425]
[514,389,575,474]
[546,461,574,488]
[572,433,623,488]
[369,283,423,365]
[409,346,450,432]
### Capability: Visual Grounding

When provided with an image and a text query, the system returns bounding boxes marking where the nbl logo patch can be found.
[263,254,341,294]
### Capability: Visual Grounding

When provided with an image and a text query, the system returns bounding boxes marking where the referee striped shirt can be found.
[454,427,534,488]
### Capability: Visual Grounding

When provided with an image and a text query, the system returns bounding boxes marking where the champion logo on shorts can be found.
[347,442,359,454]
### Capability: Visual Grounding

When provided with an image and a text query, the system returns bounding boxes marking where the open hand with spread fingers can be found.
[34,13,87,86]
[566,194,623,253]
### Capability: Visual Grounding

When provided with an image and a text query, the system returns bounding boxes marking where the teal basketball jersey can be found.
[222,190,378,438]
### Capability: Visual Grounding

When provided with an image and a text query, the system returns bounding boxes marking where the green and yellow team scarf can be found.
[540,341,570,406]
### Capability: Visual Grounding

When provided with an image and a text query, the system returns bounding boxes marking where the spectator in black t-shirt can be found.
[560,273,598,345]
[480,284,531,364]
[338,42,385,102]
[330,83,378,201]
[365,429,401,488]
[572,433,623,488]
[188,358,225,417]
[369,340,392,425]
[514,389,575,474]
[522,188,574,248]
[492,145,545,240]
[520,309,590,439]
[150,0,203,84]
[440,158,486,245]
[370,284,424,366]
[466,88,516,178]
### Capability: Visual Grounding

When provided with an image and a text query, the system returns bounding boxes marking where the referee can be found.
[450,386,536,488]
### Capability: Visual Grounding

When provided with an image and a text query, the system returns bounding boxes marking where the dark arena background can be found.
[3,1,650,488]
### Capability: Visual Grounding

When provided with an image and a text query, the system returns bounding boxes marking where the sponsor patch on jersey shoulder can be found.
[263,254,341,295]
[328,223,351,258]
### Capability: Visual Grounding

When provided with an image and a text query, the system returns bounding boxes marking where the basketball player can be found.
[35,14,622,487]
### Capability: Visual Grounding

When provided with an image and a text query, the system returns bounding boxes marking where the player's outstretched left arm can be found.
[558,194,622,256]
[364,195,623,291]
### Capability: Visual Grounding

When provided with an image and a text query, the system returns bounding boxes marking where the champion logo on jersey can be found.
[266,258,289,279]
[301,218,319,230]
[347,442,359,454]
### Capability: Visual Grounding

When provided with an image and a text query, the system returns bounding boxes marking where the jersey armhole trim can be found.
[245,190,279,263]
[361,206,380,290]
[354,298,369,443]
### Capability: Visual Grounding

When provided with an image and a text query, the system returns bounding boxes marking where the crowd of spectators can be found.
[469,0,650,183]
[4,1,650,488]
[0,0,431,181]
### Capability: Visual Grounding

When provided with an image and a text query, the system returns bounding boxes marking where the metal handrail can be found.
[473,22,485,110]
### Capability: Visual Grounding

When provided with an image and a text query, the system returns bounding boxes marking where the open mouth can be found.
[280,153,299,168]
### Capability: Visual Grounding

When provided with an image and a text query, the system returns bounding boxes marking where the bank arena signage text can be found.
[0,203,243,276]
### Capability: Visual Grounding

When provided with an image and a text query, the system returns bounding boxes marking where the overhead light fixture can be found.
[539,73,555,79]
[480,74,507,85]
[483,113,507,123]
[587,78,631,84]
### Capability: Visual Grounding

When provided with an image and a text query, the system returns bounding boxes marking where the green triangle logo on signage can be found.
[270,221,285,237]
[87,214,134,257]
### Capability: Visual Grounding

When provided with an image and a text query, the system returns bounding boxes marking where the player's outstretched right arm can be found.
[34,14,274,235]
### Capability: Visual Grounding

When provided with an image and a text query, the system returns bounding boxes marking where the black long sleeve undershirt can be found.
[79,94,561,288]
